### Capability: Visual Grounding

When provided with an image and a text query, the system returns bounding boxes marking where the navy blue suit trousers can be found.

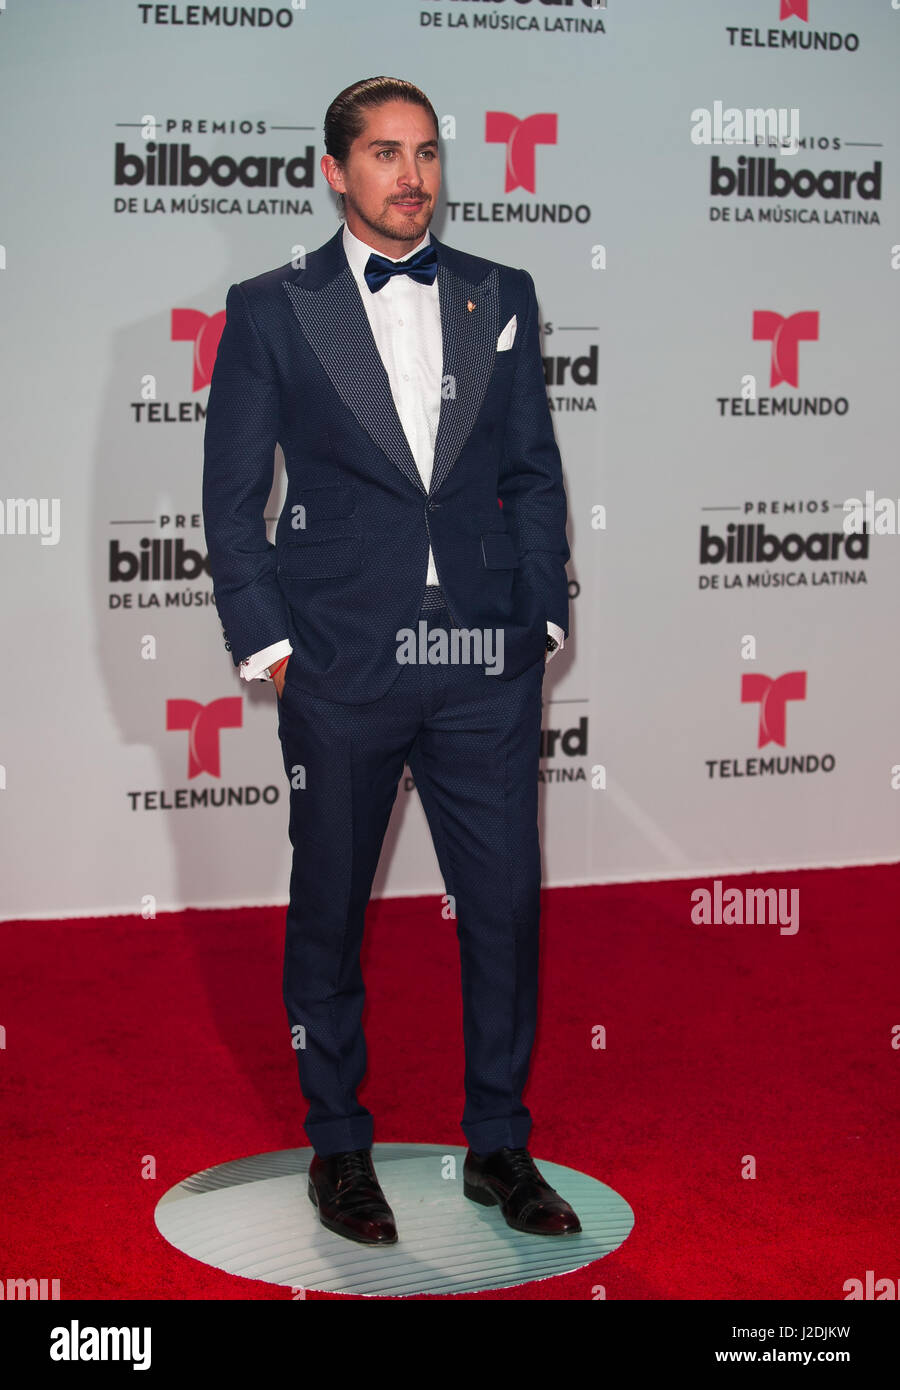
[276,594,545,1156]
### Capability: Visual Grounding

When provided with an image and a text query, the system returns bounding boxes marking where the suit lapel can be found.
[281,227,499,498]
[282,234,424,495]
[431,255,499,496]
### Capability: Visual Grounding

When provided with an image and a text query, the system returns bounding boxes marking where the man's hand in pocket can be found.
[272,662,288,698]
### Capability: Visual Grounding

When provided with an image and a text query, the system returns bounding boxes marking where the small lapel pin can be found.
[467,300,476,312]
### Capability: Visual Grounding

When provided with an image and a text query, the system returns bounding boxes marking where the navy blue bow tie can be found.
[363,242,438,293]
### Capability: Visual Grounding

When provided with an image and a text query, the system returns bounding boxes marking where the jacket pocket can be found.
[278,534,363,579]
[288,483,356,530]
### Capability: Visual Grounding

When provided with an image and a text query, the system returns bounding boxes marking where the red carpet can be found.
[2,864,898,1300]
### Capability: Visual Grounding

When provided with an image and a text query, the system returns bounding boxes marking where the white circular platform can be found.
[155,1143,634,1297]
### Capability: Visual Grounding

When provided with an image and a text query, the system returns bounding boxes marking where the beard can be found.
[343,188,433,245]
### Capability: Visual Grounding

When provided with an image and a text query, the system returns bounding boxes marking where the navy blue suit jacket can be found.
[202,225,570,702]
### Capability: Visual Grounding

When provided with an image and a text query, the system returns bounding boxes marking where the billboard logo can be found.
[166,697,242,777]
[485,112,557,192]
[752,310,818,387]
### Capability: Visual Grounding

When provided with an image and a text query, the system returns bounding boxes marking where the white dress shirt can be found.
[239,222,563,680]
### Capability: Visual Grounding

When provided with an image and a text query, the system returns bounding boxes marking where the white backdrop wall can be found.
[1,0,898,920]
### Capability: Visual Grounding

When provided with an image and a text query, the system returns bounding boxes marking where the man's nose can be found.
[397,158,424,187]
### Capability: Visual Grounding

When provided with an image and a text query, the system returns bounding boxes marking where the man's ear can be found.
[320,154,345,196]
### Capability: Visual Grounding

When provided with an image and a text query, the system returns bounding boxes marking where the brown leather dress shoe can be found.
[307,1148,398,1245]
[463,1146,582,1235]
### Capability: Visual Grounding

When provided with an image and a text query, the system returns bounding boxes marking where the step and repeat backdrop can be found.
[1,0,898,919]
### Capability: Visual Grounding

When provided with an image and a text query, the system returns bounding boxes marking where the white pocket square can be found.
[496,315,517,351]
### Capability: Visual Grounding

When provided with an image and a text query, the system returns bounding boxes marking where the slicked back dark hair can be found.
[324,76,439,215]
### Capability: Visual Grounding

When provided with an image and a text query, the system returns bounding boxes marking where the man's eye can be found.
[375,149,437,160]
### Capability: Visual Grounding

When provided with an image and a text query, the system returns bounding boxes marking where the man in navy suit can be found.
[203,77,580,1245]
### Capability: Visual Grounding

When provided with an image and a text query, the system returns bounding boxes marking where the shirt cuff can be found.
[240,639,293,682]
[546,620,565,663]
